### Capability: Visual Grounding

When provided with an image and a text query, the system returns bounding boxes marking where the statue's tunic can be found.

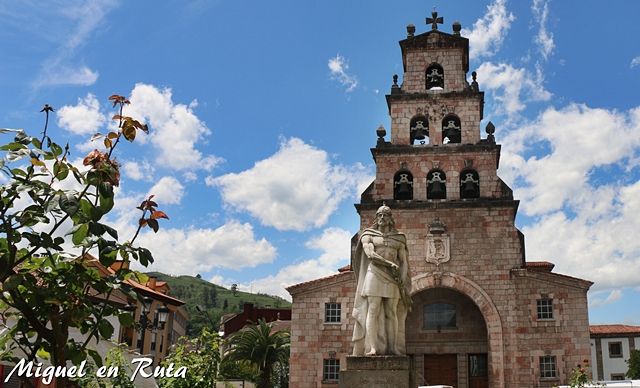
[351,227,411,355]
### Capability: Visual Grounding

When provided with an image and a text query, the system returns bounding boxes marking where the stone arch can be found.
[411,272,505,388]
[426,63,444,90]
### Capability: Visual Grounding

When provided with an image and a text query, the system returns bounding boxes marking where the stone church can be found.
[287,14,592,388]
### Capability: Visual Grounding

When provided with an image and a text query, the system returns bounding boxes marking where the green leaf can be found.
[53,161,69,180]
[99,246,118,267]
[87,348,103,367]
[98,320,114,339]
[72,223,89,245]
[138,248,154,266]
[103,224,118,240]
[36,347,51,360]
[3,275,21,291]
[0,142,27,151]
[98,191,114,214]
[50,143,63,157]
[59,194,79,216]
[118,312,135,327]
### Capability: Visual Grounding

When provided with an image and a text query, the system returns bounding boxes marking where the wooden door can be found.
[468,353,488,388]
[424,354,457,387]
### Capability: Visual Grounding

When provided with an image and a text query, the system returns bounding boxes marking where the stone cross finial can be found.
[426,11,443,30]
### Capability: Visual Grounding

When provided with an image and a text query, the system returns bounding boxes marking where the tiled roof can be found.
[286,270,353,292]
[84,255,184,306]
[526,261,555,272]
[590,324,640,336]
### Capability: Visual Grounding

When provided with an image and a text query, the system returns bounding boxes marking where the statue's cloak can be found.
[351,228,411,355]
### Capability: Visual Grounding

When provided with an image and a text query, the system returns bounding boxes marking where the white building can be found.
[590,324,640,381]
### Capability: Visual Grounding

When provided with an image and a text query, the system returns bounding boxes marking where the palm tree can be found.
[225,319,290,388]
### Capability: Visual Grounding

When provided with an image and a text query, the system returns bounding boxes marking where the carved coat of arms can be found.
[425,218,450,270]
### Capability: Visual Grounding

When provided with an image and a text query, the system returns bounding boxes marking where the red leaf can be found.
[147,218,159,233]
[138,218,147,227]
[150,211,169,220]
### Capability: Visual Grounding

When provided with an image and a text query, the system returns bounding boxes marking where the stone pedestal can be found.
[339,355,410,388]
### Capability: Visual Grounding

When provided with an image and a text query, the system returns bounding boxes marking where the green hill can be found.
[147,272,291,337]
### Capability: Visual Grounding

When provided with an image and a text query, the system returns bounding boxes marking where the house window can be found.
[536,298,553,320]
[325,303,341,323]
[323,359,340,382]
[611,373,626,380]
[609,342,623,358]
[424,303,456,329]
[539,356,557,378]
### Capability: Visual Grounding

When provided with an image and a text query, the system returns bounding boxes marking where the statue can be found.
[351,204,411,356]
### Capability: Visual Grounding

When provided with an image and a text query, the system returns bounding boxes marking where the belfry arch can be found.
[410,272,505,388]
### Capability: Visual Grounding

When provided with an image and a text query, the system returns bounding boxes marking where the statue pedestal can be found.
[339,355,410,388]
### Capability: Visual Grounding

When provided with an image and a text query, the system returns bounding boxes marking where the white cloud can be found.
[133,221,277,274]
[328,54,358,92]
[126,83,223,171]
[631,56,640,68]
[590,289,623,308]
[35,65,99,88]
[532,0,555,60]
[122,160,155,181]
[212,137,371,231]
[28,0,118,89]
[462,0,515,59]
[57,93,106,135]
[239,227,352,300]
[502,104,640,215]
[476,62,551,120]
[499,105,640,290]
[183,171,197,182]
[147,176,184,205]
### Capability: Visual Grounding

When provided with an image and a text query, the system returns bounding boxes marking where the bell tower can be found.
[363,11,508,207]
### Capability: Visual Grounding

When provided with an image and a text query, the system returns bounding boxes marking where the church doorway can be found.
[468,353,488,388]
[406,287,488,388]
[424,354,457,386]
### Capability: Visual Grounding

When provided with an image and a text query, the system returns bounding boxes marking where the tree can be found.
[628,349,640,379]
[224,319,290,388]
[158,328,221,388]
[0,96,168,387]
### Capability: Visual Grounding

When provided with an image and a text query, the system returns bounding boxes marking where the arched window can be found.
[426,63,444,90]
[427,169,446,199]
[423,303,456,329]
[394,170,413,200]
[460,169,480,199]
[442,115,461,144]
[410,115,429,145]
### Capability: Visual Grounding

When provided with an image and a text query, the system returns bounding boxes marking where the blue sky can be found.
[2,0,640,325]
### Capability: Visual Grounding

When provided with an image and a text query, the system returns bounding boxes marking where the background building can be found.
[590,324,640,381]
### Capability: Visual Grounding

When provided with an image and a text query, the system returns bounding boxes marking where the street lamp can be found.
[137,297,170,357]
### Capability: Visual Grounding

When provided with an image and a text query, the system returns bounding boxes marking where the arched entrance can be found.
[409,272,504,388]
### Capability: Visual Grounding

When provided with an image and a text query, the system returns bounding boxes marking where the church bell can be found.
[395,182,412,200]
[461,180,479,198]
[428,181,446,199]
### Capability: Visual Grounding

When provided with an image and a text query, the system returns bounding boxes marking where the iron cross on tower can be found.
[426,10,443,30]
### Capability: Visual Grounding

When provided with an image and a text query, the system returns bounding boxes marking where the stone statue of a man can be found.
[351,204,411,356]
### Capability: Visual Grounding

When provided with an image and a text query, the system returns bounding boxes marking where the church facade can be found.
[287,14,592,388]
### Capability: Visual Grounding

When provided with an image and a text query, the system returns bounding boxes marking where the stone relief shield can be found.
[426,235,450,267]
